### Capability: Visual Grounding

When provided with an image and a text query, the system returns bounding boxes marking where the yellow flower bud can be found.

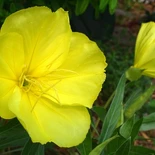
[133,22,155,78]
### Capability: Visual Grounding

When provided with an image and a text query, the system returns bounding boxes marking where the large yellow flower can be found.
[132,22,155,78]
[0,7,107,147]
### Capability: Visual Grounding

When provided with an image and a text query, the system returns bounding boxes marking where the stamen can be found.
[19,67,78,112]
[31,79,62,112]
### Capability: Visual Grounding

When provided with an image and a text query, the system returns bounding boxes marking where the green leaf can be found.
[130,146,155,155]
[0,118,20,135]
[0,0,4,9]
[0,119,29,149]
[148,99,155,113]
[115,137,131,155]
[105,136,126,154]
[99,74,126,143]
[125,85,155,119]
[119,116,134,139]
[148,99,155,108]
[116,106,124,128]
[75,0,90,15]
[140,112,155,131]
[22,139,44,155]
[90,0,100,18]
[99,0,109,12]
[0,130,28,149]
[35,144,44,155]
[124,88,142,111]
[76,130,92,155]
[109,0,118,14]
[89,135,119,155]
[130,118,143,141]
[92,106,106,121]
[105,137,131,155]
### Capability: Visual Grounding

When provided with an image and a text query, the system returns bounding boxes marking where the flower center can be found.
[19,71,42,95]
[23,78,29,87]
[19,75,33,92]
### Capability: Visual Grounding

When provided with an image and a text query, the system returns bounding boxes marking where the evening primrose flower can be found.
[0,6,107,147]
[126,22,155,81]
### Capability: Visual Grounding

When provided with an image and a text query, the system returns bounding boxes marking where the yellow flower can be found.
[131,22,155,79]
[0,6,107,147]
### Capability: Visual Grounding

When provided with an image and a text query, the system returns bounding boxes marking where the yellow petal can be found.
[0,32,24,118]
[0,32,25,79]
[1,7,72,76]
[134,22,155,69]
[39,32,107,108]
[8,88,90,147]
[0,78,16,118]
[140,59,155,77]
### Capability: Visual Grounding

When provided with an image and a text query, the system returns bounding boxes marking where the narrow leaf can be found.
[0,118,20,135]
[148,99,155,113]
[125,85,155,119]
[140,112,155,131]
[0,118,28,149]
[130,146,155,155]
[115,137,131,155]
[99,74,126,143]
[0,131,28,149]
[130,118,143,141]
[89,135,119,155]
[105,136,127,155]
[75,0,90,15]
[124,88,142,111]
[22,139,44,155]
[35,144,44,155]
[99,0,109,12]
[76,130,92,155]
[109,0,118,14]
[119,116,134,139]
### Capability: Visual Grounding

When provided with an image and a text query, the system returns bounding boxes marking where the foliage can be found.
[0,0,117,26]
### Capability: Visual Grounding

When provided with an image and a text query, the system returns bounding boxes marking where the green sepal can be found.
[126,67,143,81]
